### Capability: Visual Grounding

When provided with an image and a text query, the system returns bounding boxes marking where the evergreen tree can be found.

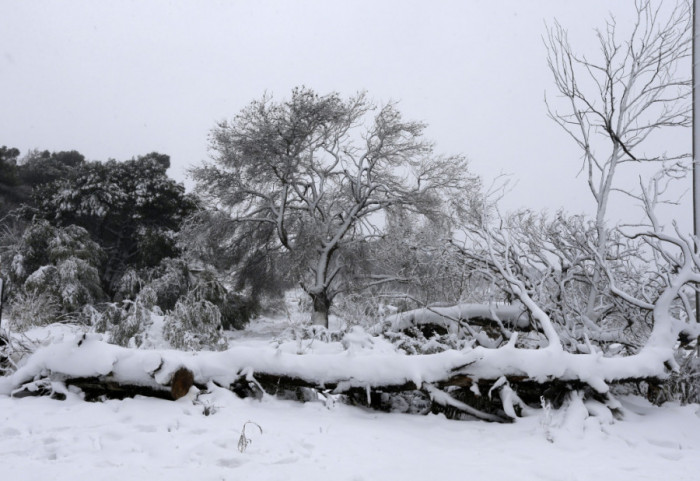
[34,153,197,292]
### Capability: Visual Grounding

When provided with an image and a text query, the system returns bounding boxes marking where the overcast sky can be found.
[0,0,692,230]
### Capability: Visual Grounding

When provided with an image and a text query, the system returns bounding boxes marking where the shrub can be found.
[7,220,106,317]
[6,290,62,331]
[332,292,383,328]
[91,302,127,336]
[113,268,143,302]
[163,293,228,351]
[111,299,153,348]
[22,257,104,314]
[10,220,104,286]
[146,258,191,311]
[653,348,700,405]
[190,270,256,330]
[217,291,257,330]
[91,289,158,348]
[144,258,256,330]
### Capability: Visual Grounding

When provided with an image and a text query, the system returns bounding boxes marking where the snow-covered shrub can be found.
[191,270,255,330]
[382,326,472,355]
[113,300,154,348]
[0,325,38,375]
[673,351,700,404]
[47,224,104,266]
[163,293,227,351]
[651,348,700,405]
[146,258,191,311]
[5,290,62,331]
[6,220,106,317]
[9,220,103,286]
[91,292,158,348]
[7,220,55,286]
[0,329,10,374]
[21,257,104,314]
[145,259,255,330]
[56,257,104,312]
[23,265,59,297]
[113,268,143,302]
[33,154,196,290]
[91,302,126,335]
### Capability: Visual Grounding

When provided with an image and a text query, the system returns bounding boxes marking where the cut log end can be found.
[171,367,194,400]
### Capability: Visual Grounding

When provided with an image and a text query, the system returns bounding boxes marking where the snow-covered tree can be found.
[191,87,480,326]
[34,153,197,291]
[545,0,691,328]
[0,146,21,216]
[1,148,86,216]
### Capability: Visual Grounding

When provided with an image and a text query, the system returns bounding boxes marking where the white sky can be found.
[0,0,692,230]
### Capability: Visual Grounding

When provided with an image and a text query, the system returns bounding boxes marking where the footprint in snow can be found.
[646,438,682,450]
[216,458,247,468]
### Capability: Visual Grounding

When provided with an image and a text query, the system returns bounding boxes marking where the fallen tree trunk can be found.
[382,303,530,332]
[0,333,671,421]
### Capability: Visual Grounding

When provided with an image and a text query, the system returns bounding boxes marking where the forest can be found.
[1,0,698,427]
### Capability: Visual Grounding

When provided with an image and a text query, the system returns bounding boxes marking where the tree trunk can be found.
[309,290,331,327]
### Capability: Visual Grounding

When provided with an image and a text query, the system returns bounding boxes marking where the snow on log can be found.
[385,303,530,332]
[0,329,675,405]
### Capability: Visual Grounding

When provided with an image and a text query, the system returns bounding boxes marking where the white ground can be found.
[0,390,698,481]
[1,292,699,481]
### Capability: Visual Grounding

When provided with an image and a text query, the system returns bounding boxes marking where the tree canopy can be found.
[191,87,480,326]
[34,152,197,292]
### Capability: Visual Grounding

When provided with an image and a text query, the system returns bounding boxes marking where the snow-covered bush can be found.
[6,220,106,318]
[108,256,253,331]
[90,303,123,334]
[22,265,59,297]
[163,293,227,351]
[9,220,103,286]
[59,258,104,312]
[6,220,55,287]
[91,290,158,348]
[47,224,104,266]
[146,258,190,311]
[143,258,254,330]
[191,270,255,330]
[113,268,143,302]
[112,300,154,348]
[654,348,700,405]
[5,290,62,331]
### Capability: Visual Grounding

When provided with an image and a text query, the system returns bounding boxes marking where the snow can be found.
[385,302,530,331]
[0,325,678,399]
[2,308,699,480]
[0,388,698,480]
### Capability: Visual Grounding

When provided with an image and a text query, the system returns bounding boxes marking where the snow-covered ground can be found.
[1,388,698,481]
[1,293,699,481]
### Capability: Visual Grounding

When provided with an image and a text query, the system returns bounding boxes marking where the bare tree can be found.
[191,88,479,327]
[545,0,691,326]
